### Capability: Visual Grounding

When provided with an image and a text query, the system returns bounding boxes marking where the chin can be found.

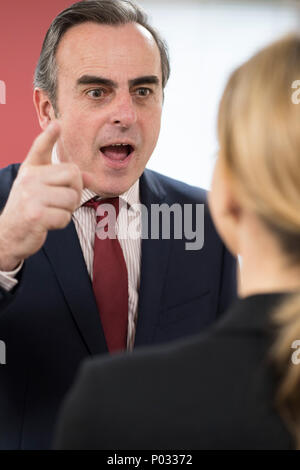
[84,157,142,196]
[95,179,135,198]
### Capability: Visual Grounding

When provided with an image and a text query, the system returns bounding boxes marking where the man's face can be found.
[54,22,163,197]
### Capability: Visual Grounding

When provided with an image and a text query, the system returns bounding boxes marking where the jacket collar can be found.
[215,292,292,334]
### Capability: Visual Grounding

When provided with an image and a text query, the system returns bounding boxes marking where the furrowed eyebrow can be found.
[129,75,160,87]
[76,75,117,88]
[76,74,160,89]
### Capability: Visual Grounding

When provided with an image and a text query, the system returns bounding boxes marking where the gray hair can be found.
[34,0,170,114]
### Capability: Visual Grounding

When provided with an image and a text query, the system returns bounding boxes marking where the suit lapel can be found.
[43,221,108,355]
[41,169,172,352]
[134,170,172,347]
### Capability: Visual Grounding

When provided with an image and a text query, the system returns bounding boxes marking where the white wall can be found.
[139,0,300,189]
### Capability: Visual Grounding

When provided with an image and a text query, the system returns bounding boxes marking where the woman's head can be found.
[210,34,300,448]
[210,33,300,266]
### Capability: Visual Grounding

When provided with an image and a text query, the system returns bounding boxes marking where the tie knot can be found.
[84,197,120,219]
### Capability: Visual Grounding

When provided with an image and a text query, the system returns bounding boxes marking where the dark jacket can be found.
[0,164,237,449]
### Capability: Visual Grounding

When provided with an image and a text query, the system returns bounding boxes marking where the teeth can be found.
[112,143,128,147]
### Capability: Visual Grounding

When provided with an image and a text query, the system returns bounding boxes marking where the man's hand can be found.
[0,122,84,271]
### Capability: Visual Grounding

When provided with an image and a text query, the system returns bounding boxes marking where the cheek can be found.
[58,119,94,166]
[141,107,162,145]
[60,109,97,147]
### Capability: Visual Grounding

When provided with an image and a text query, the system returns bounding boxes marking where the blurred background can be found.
[0,0,300,189]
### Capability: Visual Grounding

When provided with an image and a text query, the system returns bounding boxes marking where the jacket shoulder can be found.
[143,169,207,204]
[0,164,21,209]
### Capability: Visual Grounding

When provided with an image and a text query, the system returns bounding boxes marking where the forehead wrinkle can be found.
[56,22,161,81]
[61,47,160,73]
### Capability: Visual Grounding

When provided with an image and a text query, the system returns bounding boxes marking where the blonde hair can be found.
[218,34,300,448]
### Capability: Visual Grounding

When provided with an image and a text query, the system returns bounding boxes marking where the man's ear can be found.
[33,88,56,131]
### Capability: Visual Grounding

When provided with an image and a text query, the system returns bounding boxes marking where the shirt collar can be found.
[52,143,140,210]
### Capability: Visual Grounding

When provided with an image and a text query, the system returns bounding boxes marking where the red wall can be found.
[0,1,74,168]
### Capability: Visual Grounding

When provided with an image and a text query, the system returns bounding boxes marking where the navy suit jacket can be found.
[0,164,237,449]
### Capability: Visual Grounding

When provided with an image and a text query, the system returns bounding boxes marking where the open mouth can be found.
[100,143,135,162]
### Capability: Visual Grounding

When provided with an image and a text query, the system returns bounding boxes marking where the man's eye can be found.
[87,89,105,99]
[135,88,152,97]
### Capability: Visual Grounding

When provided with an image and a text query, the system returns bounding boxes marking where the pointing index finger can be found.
[24,121,61,167]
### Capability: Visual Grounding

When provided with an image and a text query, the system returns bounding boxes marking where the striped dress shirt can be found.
[0,147,142,351]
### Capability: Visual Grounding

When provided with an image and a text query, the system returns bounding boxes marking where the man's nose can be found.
[109,93,137,128]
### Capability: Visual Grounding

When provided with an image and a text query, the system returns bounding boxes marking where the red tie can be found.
[85,197,128,353]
